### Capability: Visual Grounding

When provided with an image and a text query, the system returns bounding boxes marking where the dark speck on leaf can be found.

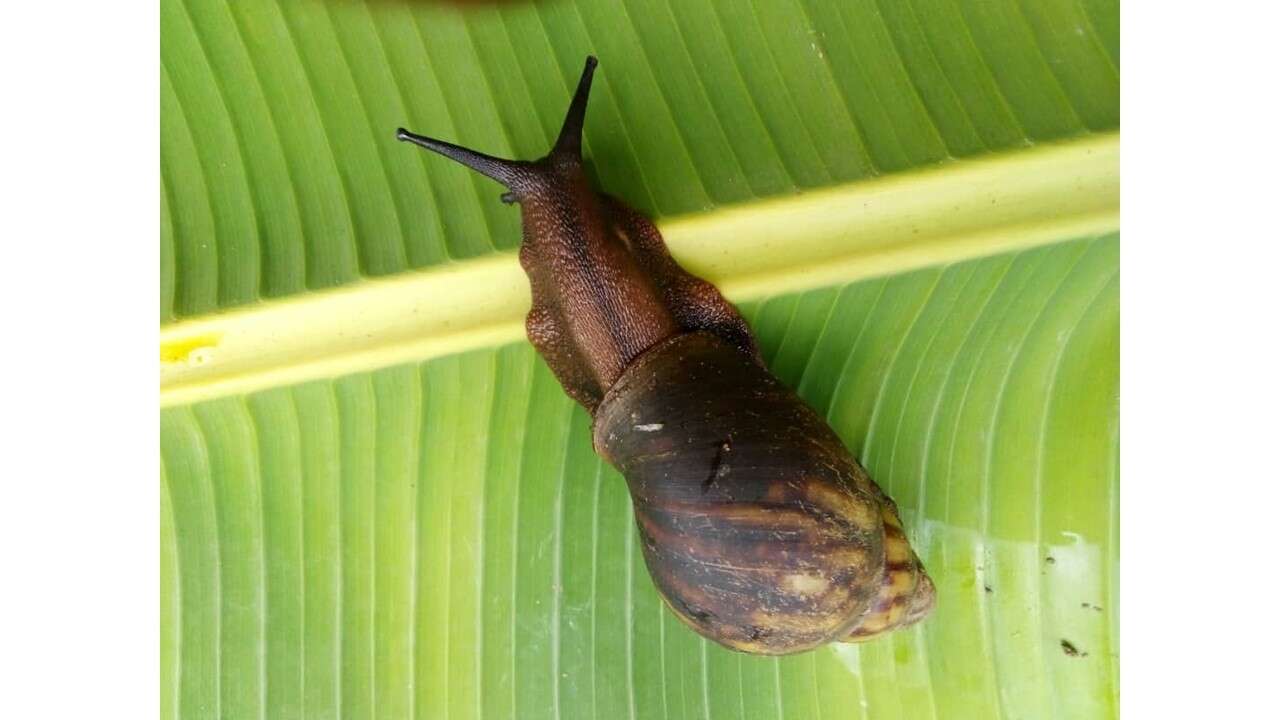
[1060,639,1087,657]
[1045,556,1056,564]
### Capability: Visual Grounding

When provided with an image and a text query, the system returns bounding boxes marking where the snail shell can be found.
[596,332,934,654]
[398,56,935,655]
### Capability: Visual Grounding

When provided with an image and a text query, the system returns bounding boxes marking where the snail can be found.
[397,56,935,655]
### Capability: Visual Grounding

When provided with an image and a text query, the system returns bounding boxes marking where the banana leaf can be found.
[160,1,1119,718]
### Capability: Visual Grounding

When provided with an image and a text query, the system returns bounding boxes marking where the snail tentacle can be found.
[398,56,936,655]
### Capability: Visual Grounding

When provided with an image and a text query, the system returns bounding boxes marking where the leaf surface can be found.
[160,1,1120,718]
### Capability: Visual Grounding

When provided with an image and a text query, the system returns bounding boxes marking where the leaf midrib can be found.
[161,132,1118,408]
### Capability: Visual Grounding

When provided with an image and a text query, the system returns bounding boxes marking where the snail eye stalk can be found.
[394,55,935,655]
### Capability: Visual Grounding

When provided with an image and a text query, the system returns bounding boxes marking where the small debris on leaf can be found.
[1060,639,1087,657]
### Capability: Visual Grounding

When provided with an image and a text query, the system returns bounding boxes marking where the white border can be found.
[0,3,156,716]
[2,2,1280,717]
[1123,3,1280,716]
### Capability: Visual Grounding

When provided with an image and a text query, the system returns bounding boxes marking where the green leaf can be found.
[162,237,1118,719]
[160,1,1119,718]
[159,0,1117,321]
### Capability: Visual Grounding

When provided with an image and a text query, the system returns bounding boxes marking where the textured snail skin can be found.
[398,56,935,654]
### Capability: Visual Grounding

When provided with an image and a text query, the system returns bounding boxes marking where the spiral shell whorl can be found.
[843,505,937,642]
[594,333,935,654]
[399,57,933,655]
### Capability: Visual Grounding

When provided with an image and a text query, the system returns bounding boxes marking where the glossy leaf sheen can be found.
[160,0,1119,718]
[159,0,1118,322]
[162,237,1118,720]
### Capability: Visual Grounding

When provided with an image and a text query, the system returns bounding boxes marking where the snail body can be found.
[398,57,934,654]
